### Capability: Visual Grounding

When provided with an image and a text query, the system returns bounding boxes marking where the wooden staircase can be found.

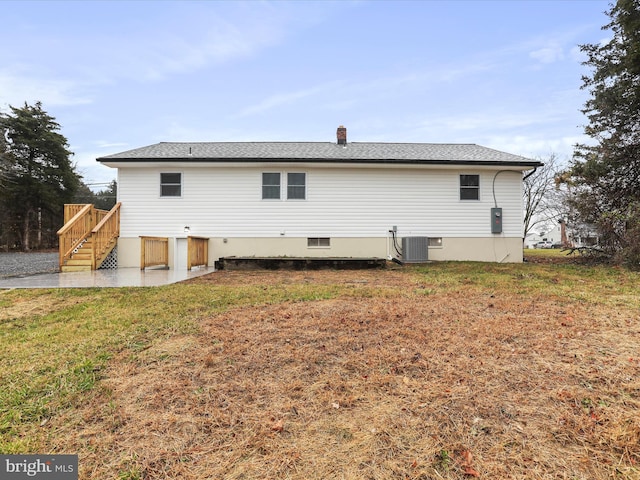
[57,203,121,272]
[62,239,93,272]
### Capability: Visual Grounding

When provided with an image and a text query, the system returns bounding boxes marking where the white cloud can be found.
[0,67,93,108]
[72,150,117,188]
[76,5,293,84]
[112,24,282,83]
[235,82,342,118]
[482,134,583,161]
[414,108,568,137]
[529,44,565,64]
[234,57,497,120]
[94,141,130,149]
[1,1,295,111]
[569,45,585,63]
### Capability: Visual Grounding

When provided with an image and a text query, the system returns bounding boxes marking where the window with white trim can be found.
[460,174,480,200]
[287,172,306,200]
[160,172,181,197]
[262,172,281,199]
[262,172,307,200]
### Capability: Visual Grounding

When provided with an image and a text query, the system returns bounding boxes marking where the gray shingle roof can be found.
[97,141,541,166]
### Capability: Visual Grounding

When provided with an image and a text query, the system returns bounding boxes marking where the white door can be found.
[175,238,188,270]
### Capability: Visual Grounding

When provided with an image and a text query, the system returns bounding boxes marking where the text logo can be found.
[0,455,78,479]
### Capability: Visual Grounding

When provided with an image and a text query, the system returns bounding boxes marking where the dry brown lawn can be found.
[43,269,640,480]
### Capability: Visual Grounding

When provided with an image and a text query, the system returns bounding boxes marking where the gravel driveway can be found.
[0,252,59,278]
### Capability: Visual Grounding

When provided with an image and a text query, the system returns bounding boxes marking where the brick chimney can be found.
[337,125,347,145]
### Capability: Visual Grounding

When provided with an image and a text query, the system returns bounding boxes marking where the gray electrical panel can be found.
[402,237,429,263]
[491,207,503,234]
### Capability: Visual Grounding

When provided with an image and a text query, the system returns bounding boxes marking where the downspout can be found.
[521,166,539,255]
[522,166,538,181]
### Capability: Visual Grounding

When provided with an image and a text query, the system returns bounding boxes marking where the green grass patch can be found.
[523,247,569,258]
[413,259,639,307]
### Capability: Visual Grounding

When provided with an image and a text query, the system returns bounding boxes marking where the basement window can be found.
[308,237,330,248]
[428,237,443,247]
[160,173,182,197]
[460,174,480,200]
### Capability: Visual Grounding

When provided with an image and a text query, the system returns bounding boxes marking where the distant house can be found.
[525,223,564,248]
[566,222,600,248]
[525,220,600,249]
[91,126,541,269]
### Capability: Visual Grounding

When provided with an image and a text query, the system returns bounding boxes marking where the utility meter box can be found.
[491,207,503,234]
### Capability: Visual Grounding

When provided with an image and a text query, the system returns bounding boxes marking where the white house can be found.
[525,220,600,249]
[96,127,542,268]
[525,223,564,248]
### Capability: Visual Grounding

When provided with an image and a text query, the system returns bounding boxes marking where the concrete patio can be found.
[0,266,214,289]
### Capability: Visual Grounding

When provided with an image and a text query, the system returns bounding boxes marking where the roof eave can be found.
[97,157,543,168]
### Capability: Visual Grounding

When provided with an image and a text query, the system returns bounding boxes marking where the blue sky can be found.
[1,0,610,189]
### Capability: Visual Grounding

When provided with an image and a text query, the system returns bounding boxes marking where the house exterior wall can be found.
[115,164,526,266]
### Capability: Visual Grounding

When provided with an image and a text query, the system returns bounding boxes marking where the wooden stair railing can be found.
[57,204,95,270]
[91,202,121,270]
[57,203,121,271]
[64,204,91,223]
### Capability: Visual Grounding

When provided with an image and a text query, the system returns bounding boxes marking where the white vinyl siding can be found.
[117,167,524,239]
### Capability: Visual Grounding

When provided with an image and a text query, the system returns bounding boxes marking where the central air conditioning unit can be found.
[402,236,428,263]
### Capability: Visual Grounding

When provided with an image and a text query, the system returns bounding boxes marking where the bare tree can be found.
[523,153,567,239]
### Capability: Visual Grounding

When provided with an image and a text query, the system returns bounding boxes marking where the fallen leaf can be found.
[460,449,473,464]
[464,466,480,477]
[458,449,480,477]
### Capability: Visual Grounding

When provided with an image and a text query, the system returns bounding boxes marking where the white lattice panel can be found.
[98,247,118,269]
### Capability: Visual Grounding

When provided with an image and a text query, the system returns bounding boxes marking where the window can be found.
[160,173,181,197]
[428,237,443,247]
[287,173,306,200]
[262,173,281,199]
[307,237,330,247]
[262,172,307,200]
[460,174,480,200]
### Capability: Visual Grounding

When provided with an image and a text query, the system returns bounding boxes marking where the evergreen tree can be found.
[0,102,81,250]
[72,182,98,205]
[568,0,640,265]
[94,180,118,210]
